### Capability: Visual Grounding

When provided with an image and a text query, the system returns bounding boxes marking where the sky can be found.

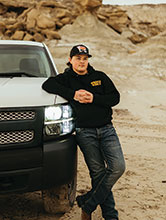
[103,0,166,5]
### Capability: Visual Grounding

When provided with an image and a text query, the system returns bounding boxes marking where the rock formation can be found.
[0,0,166,44]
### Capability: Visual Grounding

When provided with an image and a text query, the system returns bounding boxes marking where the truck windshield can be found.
[0,45,55,77]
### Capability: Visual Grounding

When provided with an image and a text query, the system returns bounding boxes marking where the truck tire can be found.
[42,175,77,214]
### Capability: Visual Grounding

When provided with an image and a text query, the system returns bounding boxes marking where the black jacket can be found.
[42,65,120,128]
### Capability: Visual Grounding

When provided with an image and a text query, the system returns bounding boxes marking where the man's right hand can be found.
[74,89,93,104]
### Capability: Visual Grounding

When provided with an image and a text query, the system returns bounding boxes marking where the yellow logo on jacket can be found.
[91,80,101,86]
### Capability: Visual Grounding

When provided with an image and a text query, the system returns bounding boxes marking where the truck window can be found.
[0,45,54,77]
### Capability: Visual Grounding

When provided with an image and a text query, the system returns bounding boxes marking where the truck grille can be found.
[0,130,34,145]
[0,111,36,122]
[0,107,43,148]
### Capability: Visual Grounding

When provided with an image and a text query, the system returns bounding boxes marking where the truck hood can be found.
[0,78,67,108]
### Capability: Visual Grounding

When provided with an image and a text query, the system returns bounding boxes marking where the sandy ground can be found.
[1,10,166,220]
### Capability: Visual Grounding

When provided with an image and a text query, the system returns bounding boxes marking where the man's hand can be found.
[74,89,93,103]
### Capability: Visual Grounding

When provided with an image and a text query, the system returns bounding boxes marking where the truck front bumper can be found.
[0,135,77,194]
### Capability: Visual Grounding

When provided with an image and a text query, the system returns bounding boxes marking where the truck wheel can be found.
[42,175,77,214]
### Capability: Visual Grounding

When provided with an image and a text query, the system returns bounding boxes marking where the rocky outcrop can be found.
[0,0,165,44]
[97,5,131,34]
[97,4,166,44]
[120,4,166,44]
[0,0,73,41]
[0,0,103,41]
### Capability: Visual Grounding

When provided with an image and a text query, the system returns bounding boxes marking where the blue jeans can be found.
[76,124,125,220]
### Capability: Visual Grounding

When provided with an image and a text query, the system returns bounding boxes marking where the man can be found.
[42,44,125,220]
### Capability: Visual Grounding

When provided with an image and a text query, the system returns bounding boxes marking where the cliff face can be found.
[0,0,166,44]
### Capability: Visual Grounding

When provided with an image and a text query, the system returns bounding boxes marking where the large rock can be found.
[7,22,24,31]
[56,9,70,19]
[41,30,61,40]
[23,33,34,41]
[98,6,131,34]
[74,0,102,12]
[33,33,45,42]
[0,21,6,34]
[128,33,148,44]
[11,30,25,40]
[37,15,55,29]
[26,8,39,30]
[60,17,71,25]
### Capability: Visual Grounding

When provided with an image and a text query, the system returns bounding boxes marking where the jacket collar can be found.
[64,64,95,77]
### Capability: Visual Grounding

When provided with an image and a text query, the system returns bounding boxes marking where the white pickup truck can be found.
[0,40,77,214]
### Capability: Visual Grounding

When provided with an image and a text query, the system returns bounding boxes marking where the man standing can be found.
[42,44,125,220]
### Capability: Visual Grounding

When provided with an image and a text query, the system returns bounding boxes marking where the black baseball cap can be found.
[70,44,92,58]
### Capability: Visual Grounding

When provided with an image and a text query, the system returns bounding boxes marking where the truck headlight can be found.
[44,104,75,136]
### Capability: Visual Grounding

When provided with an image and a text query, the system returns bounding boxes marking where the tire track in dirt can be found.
[113,108,166,143]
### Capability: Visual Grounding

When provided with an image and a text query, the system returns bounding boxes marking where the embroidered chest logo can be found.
[91,80,101,86]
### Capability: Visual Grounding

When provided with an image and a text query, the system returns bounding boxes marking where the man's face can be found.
[69,54,88,75]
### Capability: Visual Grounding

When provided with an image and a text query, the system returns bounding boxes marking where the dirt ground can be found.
[1,9,166,220]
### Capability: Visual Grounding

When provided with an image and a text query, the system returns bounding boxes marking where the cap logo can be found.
[77,46,87,53]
